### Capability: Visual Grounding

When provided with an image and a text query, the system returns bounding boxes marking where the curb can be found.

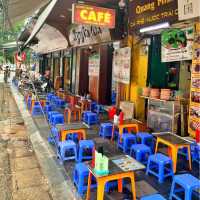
[10,84,81,200]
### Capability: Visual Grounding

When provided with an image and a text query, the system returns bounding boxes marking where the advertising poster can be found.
[113,47,131,84]
[188,26,200,137]
[161,27,194,62]
[88,53,100,76]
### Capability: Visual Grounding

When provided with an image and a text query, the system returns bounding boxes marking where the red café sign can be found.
[72,3,116,28]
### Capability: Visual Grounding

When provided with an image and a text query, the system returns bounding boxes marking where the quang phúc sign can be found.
[72,3,116,28]
[129,0,178,33]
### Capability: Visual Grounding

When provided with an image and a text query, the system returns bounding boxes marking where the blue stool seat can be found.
[83,112,98,126]
[50,113,64,126]
[67,133,79,143]
[57,140,77,164]
[137,132,154,150]
[118,133,137,153]
[77,140,94,162]
[47,111,59,122]
[141,194,166,200]
[130,144,152,164]
[32,103,43,116]
[99,123,113,138]
[73,163,96,196]
[146,153,174,183]
[169,174,200,200]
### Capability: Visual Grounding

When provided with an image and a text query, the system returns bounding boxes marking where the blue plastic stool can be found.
[137,132,154,149]
[57,140,77,163]
[130,144,152,164]
[99,123,113,138]
[47,111,59,122]
[48,126,60,144]
[55,98,66,108]
[82,111,92,122]
[67,133,79,143]
[50,113,65,126]
[73,163,96,196]
[27,97,32,110]
[43,104,53,113]
[77,140,94,162]
[169,174,200,200]
[141,194,167,200]
[32,102,43,116]
[118,133,137,153]
[83,112,98,126]
[146,153,174,183]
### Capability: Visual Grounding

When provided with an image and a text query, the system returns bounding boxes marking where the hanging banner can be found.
[69,25,111,47]
[72,3,116,28]
[161,27,194,62]
[178,0,200,20]
[113,47,131,84]
[128,0,178,33]
[88,53,100,76]
[188,24,200,137]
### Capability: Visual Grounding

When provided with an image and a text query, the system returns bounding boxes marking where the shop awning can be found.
[0,41,23,50]
[7,0,50,24]
[23,0,58,47]
[30,23,68,54]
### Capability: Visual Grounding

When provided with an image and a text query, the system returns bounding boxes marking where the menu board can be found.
[188,23,200,137]
[161,27,194,62]
[88,53,100,76]
[113,47,131,84]
[112,155,145,172]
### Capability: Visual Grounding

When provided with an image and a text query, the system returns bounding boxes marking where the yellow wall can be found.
[126,36,149,121]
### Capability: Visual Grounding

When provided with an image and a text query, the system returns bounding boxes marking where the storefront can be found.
[127,0,200,137]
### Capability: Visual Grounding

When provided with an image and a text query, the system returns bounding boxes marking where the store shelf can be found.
[140,96,175,102]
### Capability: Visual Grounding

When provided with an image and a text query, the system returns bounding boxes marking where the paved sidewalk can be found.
[0,83,52,200]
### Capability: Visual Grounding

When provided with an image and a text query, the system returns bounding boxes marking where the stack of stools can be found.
[50,113,65,126]
[76,140,94,162]
[136,132,154,151]
[43,102,53,113]
[55,97,66,108]
[82,111,92,122]
[27,96,32,110]
[118,133,137,153]
[57,140,77,164]
[99,123,113,139]
[146,153,174,183]
[169,174,200,200]
[32,101,43,116]
[73,163,96,196]
[141,194,166,200]
[49,126,60,145]
[130,144,152,164]
[83,112,98,126]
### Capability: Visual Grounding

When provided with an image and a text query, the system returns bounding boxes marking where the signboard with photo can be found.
[113,47,131,84]
[178,0,200,20]
[188,24,200,137]
[88,53,100,77]
[69,24,111,47]
[161,27,194,62]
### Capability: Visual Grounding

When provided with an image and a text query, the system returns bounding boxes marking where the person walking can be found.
[4,66,10,83]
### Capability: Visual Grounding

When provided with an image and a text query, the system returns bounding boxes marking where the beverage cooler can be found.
[147,99,180,133]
